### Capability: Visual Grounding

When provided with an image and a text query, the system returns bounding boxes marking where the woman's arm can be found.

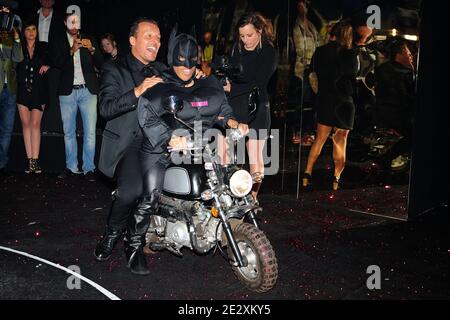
[138,96,173,150]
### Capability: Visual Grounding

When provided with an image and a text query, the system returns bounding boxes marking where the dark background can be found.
[13,0,421,63]
[9,0,447,218]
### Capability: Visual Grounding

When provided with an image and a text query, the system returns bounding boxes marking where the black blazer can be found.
[98,54,166,178]
[51,32,104,96]
[33,10,65,64]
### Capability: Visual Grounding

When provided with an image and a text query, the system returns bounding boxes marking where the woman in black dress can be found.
[303,22,358,190]
[16,22,49,173]
[224,12,278,201]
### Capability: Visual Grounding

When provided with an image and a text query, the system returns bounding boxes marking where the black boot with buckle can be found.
[125,193,159,275]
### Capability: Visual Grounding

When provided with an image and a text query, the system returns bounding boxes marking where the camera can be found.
[211,55,242,86]
[0,0,21,33]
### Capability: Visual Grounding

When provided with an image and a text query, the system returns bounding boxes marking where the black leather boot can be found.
[94,227,123,261]
[125,194,158,275]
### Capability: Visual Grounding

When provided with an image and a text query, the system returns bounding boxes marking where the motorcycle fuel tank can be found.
[163,163,208,200]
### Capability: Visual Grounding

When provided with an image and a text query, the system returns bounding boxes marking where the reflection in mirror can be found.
[274,1,421,221]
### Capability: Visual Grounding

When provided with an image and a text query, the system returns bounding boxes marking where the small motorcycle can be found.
[145,96,278,293]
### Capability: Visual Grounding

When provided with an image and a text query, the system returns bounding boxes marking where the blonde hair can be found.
[335,22,353,49]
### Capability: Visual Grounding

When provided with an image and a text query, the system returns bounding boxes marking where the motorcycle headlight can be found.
[229,170,253,198]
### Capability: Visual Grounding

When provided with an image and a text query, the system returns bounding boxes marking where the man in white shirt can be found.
[37,0,54,42]
[51,6,103,178]
[35,0,65,130]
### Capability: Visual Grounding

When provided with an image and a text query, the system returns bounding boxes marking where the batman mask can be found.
[167,29,198,69]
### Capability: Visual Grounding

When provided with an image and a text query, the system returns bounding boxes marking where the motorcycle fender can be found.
[220,217,244,246]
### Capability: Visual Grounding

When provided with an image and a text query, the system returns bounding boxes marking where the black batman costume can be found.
[125,30,235,275]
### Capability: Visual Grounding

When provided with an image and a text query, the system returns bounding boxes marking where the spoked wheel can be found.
[228,223,278,293]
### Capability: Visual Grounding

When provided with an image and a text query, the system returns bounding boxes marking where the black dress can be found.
[228,41,278,139]
[312,41,358,130]
[17,41,49,111]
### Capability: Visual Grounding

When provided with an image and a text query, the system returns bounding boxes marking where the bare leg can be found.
[304,123,333,175]
[247,138,266,200]
[30,107,44,159]
[331,128,349,179]
[216,132,230,165]
[17,105,32,159]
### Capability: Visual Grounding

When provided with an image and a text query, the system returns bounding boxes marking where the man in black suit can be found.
[35,0,65,116]
[36,0,64,46]
[52,6,103,178]
[94,18,165,272]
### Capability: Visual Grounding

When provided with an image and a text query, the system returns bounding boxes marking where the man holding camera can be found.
[0,0,24,175]
[51,5,103,178]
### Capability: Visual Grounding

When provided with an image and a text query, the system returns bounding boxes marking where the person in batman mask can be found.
[124,28,248,275]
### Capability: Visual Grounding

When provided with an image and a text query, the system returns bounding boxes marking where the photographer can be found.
[51,5,103,179]
[0,0,24,175]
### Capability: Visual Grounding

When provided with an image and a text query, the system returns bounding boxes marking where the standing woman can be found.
[100,33,120,61]
[302,22,358,190]
[16,21,50,173]
[225,12,278,201]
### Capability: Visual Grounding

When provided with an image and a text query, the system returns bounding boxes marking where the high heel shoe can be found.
[25,158,32,174]
[332,176,340,191]
[30,159,42,174]
[302,173,312,187]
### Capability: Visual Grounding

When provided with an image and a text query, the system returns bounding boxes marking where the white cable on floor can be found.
[0,246,121,300]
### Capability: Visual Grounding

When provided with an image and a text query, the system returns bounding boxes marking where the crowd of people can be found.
[0,0,417,274]
[288,0,417,189]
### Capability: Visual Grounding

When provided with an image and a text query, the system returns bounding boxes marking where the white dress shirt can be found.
[38,9,53,43]
[67,33,86,86]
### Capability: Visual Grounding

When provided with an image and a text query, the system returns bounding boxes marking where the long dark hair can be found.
[235,12,275,49]
[20,20,38,48]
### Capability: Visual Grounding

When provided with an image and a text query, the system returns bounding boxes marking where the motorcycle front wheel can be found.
[228,223,278,293]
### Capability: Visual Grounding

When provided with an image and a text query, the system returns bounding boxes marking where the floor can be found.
[0,171,448,300]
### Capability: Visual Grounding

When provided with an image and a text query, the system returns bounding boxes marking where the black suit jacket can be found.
[34,10,65,65]
[98,54,166,178]
[51,32,104,96]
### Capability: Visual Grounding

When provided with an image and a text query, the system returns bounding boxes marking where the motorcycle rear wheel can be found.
[229,223,278,293]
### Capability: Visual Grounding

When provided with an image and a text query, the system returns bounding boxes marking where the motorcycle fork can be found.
[214,196,247,268]
[247,212,260,229]
[244,197,260,229]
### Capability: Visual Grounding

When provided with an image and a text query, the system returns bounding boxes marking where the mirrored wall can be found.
[271,0,422,220]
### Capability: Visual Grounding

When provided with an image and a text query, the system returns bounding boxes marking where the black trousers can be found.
[124,150,168,251]
[140,154,167,197]
[106,136,144,230]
